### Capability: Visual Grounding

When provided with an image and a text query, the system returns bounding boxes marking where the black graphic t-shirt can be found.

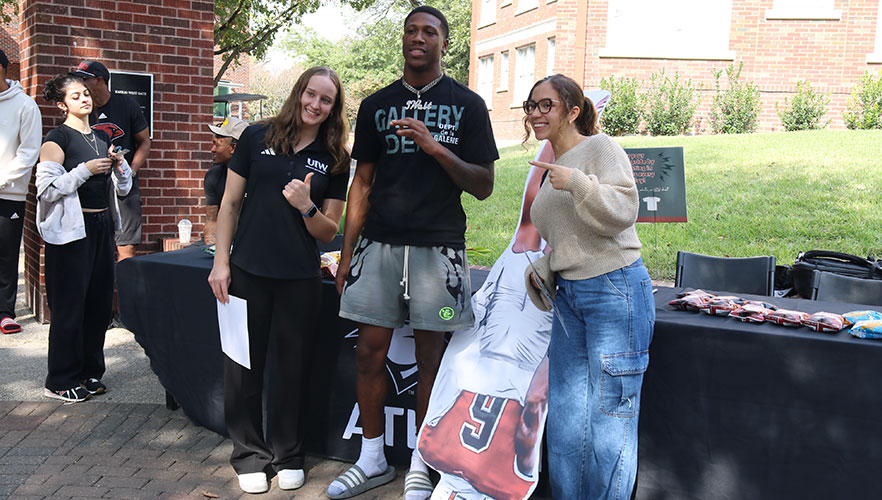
[89,93,148,166]
[229,123,350,279]
[204,163,227,207]
[44,124,112,210]
[352,76,498,249]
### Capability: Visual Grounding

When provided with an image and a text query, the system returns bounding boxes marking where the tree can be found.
[215,0,374,86]
[282,0,472,122]
[1,0,16,24]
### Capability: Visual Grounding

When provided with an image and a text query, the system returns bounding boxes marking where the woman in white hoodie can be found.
[36,74,132,403]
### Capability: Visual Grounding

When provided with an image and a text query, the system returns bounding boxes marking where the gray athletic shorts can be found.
[115,177,142,246]
[339,238,475,331]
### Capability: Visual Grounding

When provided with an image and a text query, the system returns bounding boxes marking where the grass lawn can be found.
[463,129,882,281]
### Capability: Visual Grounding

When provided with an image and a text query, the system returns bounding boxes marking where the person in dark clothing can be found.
[36,74,132,403]
[73,60,150,261]
[203,116,247,245]
[330,6,498,500]
[207,67,350,494]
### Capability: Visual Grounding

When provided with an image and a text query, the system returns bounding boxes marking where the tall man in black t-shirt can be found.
[330,6,498,500]
[73,61,150,261]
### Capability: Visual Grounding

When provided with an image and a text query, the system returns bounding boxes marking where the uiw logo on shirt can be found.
[305,157,329,174]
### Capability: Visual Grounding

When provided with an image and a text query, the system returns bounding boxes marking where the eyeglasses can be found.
[523,98,560,115]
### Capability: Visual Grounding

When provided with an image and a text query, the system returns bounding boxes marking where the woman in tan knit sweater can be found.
[523,74,655,500]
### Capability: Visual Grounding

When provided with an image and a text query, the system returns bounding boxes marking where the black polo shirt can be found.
[229,123,349,279]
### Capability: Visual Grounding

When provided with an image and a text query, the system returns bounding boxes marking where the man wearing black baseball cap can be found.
[0,49,42,334]
[72,60,151,262]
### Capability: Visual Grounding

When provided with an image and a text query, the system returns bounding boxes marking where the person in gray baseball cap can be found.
[203,117,247,245]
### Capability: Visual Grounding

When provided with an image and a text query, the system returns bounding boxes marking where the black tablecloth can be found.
[637,287,882,500]
[117,245,490,465]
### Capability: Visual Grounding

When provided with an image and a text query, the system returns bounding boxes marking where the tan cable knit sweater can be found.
[525,134,643,311]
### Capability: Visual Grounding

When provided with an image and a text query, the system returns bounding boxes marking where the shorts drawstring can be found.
[400,245,411,301]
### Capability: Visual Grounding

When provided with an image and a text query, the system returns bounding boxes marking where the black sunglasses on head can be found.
[523,98,560,115]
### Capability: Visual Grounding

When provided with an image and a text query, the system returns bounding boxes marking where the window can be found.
[213,83,234,118]
[546,38,556,76]
[514,44,536,105]
[599,0,735,60]
[478,55,495,108]
[479,0,496,27]
[766,0,841,20]
[516,0,539,15]
[498,51,510,91]
[869,1,882,63]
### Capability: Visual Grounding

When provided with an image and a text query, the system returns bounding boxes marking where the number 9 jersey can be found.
[418,390,534,500]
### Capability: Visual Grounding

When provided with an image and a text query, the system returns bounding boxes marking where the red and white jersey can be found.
[420,390,535,500]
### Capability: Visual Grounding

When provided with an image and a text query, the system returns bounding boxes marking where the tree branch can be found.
[215,0,249,37]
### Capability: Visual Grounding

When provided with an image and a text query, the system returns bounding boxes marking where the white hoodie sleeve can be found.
[112,158,133,196]
[0,98,42,190]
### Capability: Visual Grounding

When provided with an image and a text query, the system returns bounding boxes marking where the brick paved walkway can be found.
[0,401,405,500]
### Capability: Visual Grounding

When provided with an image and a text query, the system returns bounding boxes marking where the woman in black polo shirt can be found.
[208,67,350,494]
[36,74,132,403]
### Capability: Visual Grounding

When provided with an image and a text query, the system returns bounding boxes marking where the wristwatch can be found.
[302,204,318,218]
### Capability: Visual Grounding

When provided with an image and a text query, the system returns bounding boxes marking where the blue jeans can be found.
[547,258,655,500]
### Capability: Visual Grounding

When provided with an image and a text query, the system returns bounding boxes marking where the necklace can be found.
[80,129,100,156]
[402,73,443,99]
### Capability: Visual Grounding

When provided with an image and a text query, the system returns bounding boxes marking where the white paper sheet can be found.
[217,295,250,369]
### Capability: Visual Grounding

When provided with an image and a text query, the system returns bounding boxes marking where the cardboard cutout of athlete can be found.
[417,90,610,500]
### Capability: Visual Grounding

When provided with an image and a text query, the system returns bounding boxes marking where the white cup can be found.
[177,219,192,244]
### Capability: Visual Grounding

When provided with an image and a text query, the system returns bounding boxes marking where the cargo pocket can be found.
[600,350,649,417]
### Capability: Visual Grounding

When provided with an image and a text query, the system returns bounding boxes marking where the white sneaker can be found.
[237,472,269,493]
[278,468,305,490]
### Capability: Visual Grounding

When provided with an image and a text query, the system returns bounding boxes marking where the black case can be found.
[791,251,882,298]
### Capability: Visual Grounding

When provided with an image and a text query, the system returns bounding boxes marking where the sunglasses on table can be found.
[523,98,560,115]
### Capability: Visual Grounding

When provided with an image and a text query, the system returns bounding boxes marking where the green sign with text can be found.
[625,147,687,223]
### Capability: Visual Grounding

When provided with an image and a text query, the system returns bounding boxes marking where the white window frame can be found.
[599,0,736,60]
[546,37,556,76]
[479,0,496,27]
[867,0,882,63]
[498,51,510,92]
[766,0,841,20]
[516,0,539,15]
[478,55,495,109]
[513,43,536,107]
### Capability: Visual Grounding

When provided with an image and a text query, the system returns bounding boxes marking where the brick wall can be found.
[19,0,215,322]
[474,0,882,140]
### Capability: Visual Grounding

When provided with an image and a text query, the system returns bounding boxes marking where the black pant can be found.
[225,264,322,474]
[0,199,25,319]
[44,211,115,391]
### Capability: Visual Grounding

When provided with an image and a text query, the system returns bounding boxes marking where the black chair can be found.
[674,251,776,296]
[810,270,882,305]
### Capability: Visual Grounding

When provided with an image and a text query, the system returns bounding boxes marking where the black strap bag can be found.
[790,251,882,298]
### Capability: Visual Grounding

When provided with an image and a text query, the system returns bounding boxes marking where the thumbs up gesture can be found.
[283,172,314,212]
[529,160,574,191]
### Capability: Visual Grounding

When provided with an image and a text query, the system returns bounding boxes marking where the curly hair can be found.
[42,74,85,104]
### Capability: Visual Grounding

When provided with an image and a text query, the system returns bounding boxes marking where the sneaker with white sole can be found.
[237,472,269,494]
[43,386,90,403]
[81,378,106,395]
[278,468,305,490]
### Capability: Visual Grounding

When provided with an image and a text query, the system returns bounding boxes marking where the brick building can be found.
[9,0,216,321]
[212,52,252,119]
[470,0,882,140]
